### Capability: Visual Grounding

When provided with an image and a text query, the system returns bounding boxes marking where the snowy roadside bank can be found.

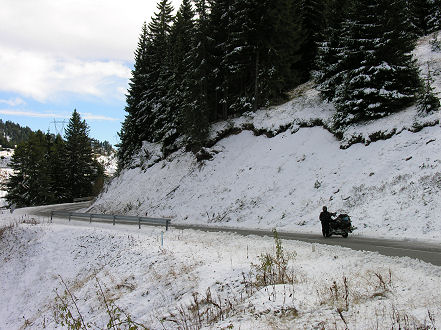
[1,212,440,329]
[91,124,441,243]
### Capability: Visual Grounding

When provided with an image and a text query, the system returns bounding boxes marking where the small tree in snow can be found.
[417,65,441,113]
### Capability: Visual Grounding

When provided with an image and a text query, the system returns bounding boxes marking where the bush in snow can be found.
[418,65,441,114]
[251,229,296,287]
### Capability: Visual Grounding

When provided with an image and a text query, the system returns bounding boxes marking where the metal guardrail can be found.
[72,197,95,202]
[50,211,170,230]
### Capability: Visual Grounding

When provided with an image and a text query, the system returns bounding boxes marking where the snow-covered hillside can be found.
[1,212,440,329]
[0,148,13,207]
[91,32,441,242]
[97,152,118,177]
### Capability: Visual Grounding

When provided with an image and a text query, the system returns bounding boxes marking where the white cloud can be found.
[0,0,181,61]
[80,113,119,121]
[0,109,118,121]
[0,97,25,106]
[0,109,65,118]
[0,46,131,102]
[0,0,182,103]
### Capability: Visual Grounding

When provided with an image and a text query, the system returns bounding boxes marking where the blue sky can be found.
[0,0,181,146]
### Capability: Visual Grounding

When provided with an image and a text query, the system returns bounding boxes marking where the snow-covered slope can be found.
[0,149,13,207]
[92,125,441,241]
[1,213,440,329]
[97,152,117,177]
[91,32,441,242]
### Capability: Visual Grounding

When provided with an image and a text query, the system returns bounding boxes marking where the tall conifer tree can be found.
[167,0,195,150]
[64,110,99,200]
[118,22,151,169]
[145,0,175,147]
[333,0,420,125]
[182,0,211,151]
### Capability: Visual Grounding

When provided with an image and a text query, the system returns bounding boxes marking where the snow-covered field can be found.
[0,211,440,329]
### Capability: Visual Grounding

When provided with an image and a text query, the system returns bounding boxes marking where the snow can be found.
[209,82,334,141]
[96,152,117,177]
[92,124,441,242]
[0,212,440,329]
[415,32,441,95]
[0,149,13,207]
[0,148,13,168]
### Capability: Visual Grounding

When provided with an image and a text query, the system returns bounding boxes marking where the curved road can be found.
[34,202,441,267]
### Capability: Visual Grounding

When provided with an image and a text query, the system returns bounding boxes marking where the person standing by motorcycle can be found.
[319,206,336,237]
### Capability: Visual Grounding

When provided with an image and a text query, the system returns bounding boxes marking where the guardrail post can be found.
[89,214,92,223]
[69,213,71,222]
[113,215,116,226]
[138,217,141,229]
[50,211,53,221]
[166,219,170,231]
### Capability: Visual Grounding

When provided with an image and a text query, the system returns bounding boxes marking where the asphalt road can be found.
[34,202,441,267]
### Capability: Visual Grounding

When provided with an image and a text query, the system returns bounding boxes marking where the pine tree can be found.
[408,0,441,35]
[118,22,151,169]
[21,131,53,205]
[38,132,57,204]
[181,0,211,151]
[6,116,104,206]
[295,0,326,82]
[144,0,175,149]
[332,0,420,125]
[6,140,32,207]
[266,0,306,98]
[408,0,433,35]
[49,134,69,202]
[6,131,55,206]
[427,0,441,33]
[418,64,441,113]
[64,110,99,201]
[0,120,33,148]
[314,0,350,101]
[207,0,233,120]
[167,0,195,150]
[221,0,257,114]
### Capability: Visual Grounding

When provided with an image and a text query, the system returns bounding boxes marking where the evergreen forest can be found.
[0,120,33,149]
[117,0,441,170]
[6,110,105,207]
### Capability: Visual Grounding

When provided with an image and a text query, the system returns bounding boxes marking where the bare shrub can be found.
[319,269,394,311]
[162,231,298,329]
[164,287,241,329]
[251,229,296,287]
[328,276,351,312]
[0,223,15,240]
[388,306,436,330]
[52,275,147,329]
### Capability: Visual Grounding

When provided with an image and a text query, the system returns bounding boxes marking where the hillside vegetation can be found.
[117,0,441,168]
[0,119,33,149]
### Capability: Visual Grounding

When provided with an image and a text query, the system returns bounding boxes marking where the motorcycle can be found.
[326,214,356,238]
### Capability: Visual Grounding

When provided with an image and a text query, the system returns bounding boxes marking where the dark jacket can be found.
[320,211,334,223]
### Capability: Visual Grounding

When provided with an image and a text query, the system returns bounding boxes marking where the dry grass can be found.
[0,223,15,240]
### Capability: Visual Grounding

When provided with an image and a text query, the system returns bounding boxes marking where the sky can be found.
[0,0,182,145]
